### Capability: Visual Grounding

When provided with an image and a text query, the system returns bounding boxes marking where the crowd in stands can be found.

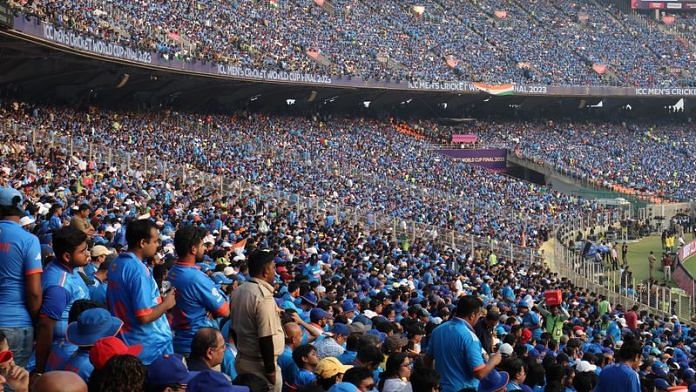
[0,100,694,392]
[9,0,695,87]
[0,101,612,249]
[468,120,696,201]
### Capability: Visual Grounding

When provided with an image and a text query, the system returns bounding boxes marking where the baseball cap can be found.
[89,336,142,370]
[654,378,670,390]
[91,245,113,258]
[310,308,332,322]
[19,216,35,227]
[187,370,248,391]
[342,300,357,313]
[66,308,123,347]
[315,357,353,379]
[147,354,197,386]
[499,343,514,356]
[331,323,350,337]
[384,335,408,352]
[0,187,25,215]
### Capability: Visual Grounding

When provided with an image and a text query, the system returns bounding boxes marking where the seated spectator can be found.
[409,361,440,392]
[330,366,375,392]
[188,327,226,372]
[292,344,320,388]
[88,354,147,392]
[316,323,350,359]
[146,354,197,392]
[315,357,353,390]
[32,370,87,392]
[479,369,510,392]
[378,352,412,392]
[233,373,271,392]
[188,370,249,392]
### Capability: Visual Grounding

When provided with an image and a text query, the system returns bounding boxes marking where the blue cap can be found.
[331,323,350,337]
[212,272,233,285]
[366,329,387,343]
[197,263,212,273]
[147,354,197,386]
[479,369,510,392]
[188,370,248,391]
[66,308,123,347]
[310,308,332,322]
[328,382,359,392]
[0,187,25,215]
[342,299,356,313]
[517,301,529,308]
[654,378,670,390]
[301,292,318,307]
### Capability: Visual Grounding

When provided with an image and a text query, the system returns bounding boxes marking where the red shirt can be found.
[625,310,638,330]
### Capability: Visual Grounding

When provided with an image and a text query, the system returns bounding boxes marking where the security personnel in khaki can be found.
[230,249,284,392]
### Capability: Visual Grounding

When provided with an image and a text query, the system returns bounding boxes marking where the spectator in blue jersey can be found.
[595,334,642,392]
[187,327,225,372]
[106,219,175,365]
[83,245,112,282]
[88,259,110,305]
[292,344,319,388]
[62,307,125,381]
[426,295,502,392]
[278,322,303,387]
[34,226,91,377]
[169,225,230,355]
[0,187,43,369]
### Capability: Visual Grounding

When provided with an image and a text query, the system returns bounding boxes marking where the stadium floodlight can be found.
[363,101,371,108]
[286,99,296,105]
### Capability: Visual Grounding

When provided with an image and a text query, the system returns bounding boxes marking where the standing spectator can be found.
[106,219,175,365]
[169,225,229,355]
[624,305,638,331]
[0,187,42,368]
[230,249,284,392]
[595,335,642,392]
[70,204,95,236]
[621,243,628,266]
[34,226,91,376]
[648,251,656,281]
[278,322,302,386]
[662,253,672,282]
[378,352,412,392]
[610,245,618,270]
[426,295,502,392]
[187,327,225,372]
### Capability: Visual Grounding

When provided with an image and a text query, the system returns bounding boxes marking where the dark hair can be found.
[378,352,409,391]
[190,328,221,359]
[356,344,384,369]
[247,249,276,277]
[292,344,316,367]
[174,225,207,258]
[233,373,270,392]
[456,295,483,318]
[573,371,598,392]
[79,203,91,211]
[410,362,440,392]
[0,329,6,342]
[126,219,158,249]
[53,226,88,263]
[503,358,526,381]
[68,300,104,324]
[343,366,374,387]
[618,334,642,362]
[88,354,146,392]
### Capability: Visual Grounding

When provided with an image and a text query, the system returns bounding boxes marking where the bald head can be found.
[284,322,302,348]
[34,371,88,392]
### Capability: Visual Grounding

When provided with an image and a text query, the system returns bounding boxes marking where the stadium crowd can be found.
[468,120,696,202]
[10,0,696,87]
[0,98,694,392]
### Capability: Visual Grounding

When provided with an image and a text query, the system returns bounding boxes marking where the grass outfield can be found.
[684,254,696,278]
[623,235,664,284]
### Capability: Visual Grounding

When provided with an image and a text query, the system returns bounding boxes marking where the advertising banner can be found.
[436,148,507,170]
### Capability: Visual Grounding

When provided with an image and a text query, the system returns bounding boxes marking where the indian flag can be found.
[472,82,515,96]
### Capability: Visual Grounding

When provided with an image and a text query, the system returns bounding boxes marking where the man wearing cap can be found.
[34,227,91,378]
[146,353,196,392]
[0,187,43,368]
[60,308,126,381]
[70,204,95,237]
[316,323,351,359]
[106,219,175,365]
[309,308,333,344]
[316,357,353,390]
[88,259,110,306]
[230,249,284,392]
[169,225,230,355]
[83,245,112,282]
[426,296,502,392]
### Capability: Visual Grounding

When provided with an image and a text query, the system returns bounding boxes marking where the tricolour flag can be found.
[472,82,515,96]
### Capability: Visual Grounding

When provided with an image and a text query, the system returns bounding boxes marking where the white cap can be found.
[19,216,35,227]
[223,267,235,276]
[576,360,597,373]
[499,343,514,356]
[221,241,233,248]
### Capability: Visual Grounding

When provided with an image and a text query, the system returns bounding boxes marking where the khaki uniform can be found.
[230,278,284,392]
